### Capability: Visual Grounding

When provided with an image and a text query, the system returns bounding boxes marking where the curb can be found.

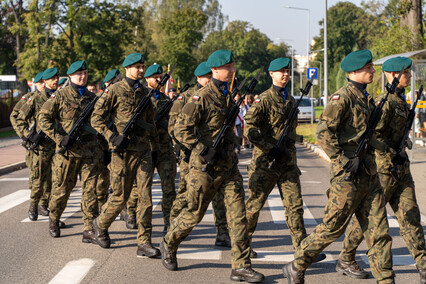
[0,161,27,175]
[303,141,330,163]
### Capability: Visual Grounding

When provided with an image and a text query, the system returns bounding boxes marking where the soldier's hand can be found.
[28,132,40,144]
[109,134,129,149]
[60,135,74,148]
[392,151,408,165]
[267,146,289,161]
[151,151,159,165]
[343,157,361,174]
[200,146,217,165]
[183,147,192,163]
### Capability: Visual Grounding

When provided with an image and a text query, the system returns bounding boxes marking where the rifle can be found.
[21,122,36,149]
[268,70,317,169]
[202,67,263,171]
[112,65,176,152]
[231,77,247,99]
[390,84,423,180]
[344,65,406,181]
[154,75,196,124]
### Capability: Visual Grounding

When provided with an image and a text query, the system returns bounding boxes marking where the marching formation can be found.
[9,48,426,284]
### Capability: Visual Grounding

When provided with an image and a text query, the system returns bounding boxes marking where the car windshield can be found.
[298,98,311,107]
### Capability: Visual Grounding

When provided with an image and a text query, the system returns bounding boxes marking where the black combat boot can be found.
[82,230,96,244]
[282,261,305,284]
[119,208,127,221]
[126,215,137,229]
[137,243,161,258]
[93,218,111,248]
[160,240,178,271]
[420,269,426,284]
[38,204,49,216]
[313,253,326,263]
[215,233,231,248]
[59,220,66,228]
[336,259,369,279]
[249,248,258,258]
[49,217,60,238]
[230,267,265,283]
[28,203,38,221]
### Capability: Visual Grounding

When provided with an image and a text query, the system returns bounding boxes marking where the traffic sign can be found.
[307,68,318,80]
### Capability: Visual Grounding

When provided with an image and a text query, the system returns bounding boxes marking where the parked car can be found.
[294,96,315,122]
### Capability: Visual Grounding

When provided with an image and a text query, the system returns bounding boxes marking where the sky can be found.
[219,0,367,56]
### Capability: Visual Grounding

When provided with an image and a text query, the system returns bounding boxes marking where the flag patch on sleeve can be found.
[255,98,260,103]
[332,95,340,100]
[178,96,183,100]
[21,96,26,100]
[28,98,32,101]
[50,94,55,98]
[192,95,200,101]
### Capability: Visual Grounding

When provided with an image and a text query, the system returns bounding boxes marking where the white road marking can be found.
[48,258,95,284]
[251,251,335,263]
[0,177,29,181]
[201,203,215,223]
[177,248,222,260]
[22,189,82,223]
[300,170,307,173]
[0,190,30,214]
[360,254,415,267]
[421,214,426,225]
[301,181,321,184]
[387,214,399,228]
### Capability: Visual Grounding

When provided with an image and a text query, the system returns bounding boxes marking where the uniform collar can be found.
[211,77,228,96]
[348,79,367,93]
[70,81,86,97]
[125,76,141,90]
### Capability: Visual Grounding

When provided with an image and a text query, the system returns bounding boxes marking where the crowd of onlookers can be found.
[415,92,426,141]
[234,94,257,153]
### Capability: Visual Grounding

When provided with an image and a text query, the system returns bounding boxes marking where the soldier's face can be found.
[212,63,235,82]
[349,63,375,84]
[270,68,290,87]
[34,81,45,91]
[44,76,59,90]
[69,70,88,86]
[397,69,412,88]
[87,85,97,93]
[146,74,162,89]
[197,74,211,87]
[126,63,145,80]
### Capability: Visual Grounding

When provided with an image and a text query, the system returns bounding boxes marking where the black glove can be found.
[267,146,290,161]
[60,135,74,148]
[103,150,111,166]
[392,151,408,165]
[109,134,129,149]
[183,147,192,163]
[28,132,40,144]
[151,151,158,165]
[200,146,217,164]
[343,157,361,174]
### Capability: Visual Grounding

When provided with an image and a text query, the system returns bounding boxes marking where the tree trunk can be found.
[400,0,423,49]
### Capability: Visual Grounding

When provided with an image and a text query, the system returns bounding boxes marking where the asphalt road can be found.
[0,145,423,283]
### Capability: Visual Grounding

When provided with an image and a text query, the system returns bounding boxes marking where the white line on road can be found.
[301,181,321,184]
[177,248,222,260]
[0,190,30,214]
[0,177,29,181]
[360,254,415,267]
[251,251,336,263]
[48,258,96,284]
[22,189,82,223]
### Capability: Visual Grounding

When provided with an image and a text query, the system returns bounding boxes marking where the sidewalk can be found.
[0,137,27,175]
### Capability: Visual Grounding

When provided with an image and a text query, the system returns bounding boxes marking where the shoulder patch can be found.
[177,96,183,100]
[28,97,32,101]
[332,95,340,100]
[192,95,200,101]
[105,89,109,93]
[50,94,55,98]
[21,96,26,100]
[255,98,260,103]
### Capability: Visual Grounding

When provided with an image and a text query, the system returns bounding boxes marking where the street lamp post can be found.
[324,0,328,105]
[284,6,310,69]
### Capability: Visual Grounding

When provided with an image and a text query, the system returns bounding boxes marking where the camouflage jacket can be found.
[91,79,159,152]
[168,84,201,146]
[244,85,299,168]
[39,85,102,158]
[16,89,55,150]
[150,90,173,153]
[174,80,240,170]
[375,91,410,174]
[316,81,377,175]
[10,92,34,138]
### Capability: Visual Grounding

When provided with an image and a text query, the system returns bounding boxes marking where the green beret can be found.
[144,64,163,78]
[67,60,87,75]
[33,71,44,83]
[268,58,291,71]
[104,69,120,83]
[122,53,144,68]
[194,61,212,76]
[58,78,67,85]
[42,67,59,80]
[340,50,373,72]
[382,56,412,72]
[206,50,234,68]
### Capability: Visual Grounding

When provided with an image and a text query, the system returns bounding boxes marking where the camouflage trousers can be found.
[96,165,110,213]
[164,163,251,269]
[30,149,54,206]
[246,163,306,249]
[49,153,100,231]
[97,150,154,245]
[169,158,229,235]
[293,167,395,283]
[25,150,33,190]
[340,171,426,270]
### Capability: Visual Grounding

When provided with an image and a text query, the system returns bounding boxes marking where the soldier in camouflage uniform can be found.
[338,57,426,283]
[39,61,102,242]
[283,50,395,284]
[10,71,44,220]
[91,53,161,258]
[244,58,324,262]
[168,61,231,247]
[161,50,264,283]
[95,69,121,214]
[15,68,59,221]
